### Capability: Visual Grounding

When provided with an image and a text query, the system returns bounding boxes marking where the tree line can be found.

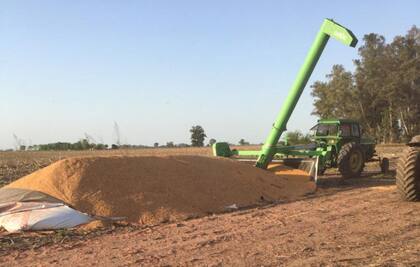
[15,125,257,151]
[311,26,419,143]
[15,126,208,151]
[28,139,108,151]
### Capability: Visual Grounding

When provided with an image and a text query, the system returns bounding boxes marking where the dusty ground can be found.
[1,145,419,266]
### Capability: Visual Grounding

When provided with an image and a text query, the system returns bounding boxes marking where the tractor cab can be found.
[309,119,376,170]
[310,119,361,146]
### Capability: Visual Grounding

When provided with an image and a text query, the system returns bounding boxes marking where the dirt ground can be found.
[1,145,419,266]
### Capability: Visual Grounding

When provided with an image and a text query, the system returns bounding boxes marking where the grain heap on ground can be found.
[5,155,315,225]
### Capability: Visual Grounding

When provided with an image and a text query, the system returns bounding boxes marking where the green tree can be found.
[284,131,311,145]
[111,144,119,149]
[385,26,420,141]
[311,65,357,119]
[208,138,216,146]
[354,33,392,142]
[238,139,249,145]
[190,125,207,147]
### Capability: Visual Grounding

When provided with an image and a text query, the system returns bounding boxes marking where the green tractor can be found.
[309,119,376,177]
[214,118,376,179]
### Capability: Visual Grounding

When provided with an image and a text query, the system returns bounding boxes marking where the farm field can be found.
[1,144,419,266]
[2,1,419,266]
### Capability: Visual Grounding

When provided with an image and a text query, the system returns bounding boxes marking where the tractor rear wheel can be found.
[396,146,420,201]
[337,142,365,178]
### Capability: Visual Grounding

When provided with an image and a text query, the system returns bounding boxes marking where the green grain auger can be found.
[213,19,358,177]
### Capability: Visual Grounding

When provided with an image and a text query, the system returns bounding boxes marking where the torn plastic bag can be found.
[0,201,93,233]
[0,188,94,232]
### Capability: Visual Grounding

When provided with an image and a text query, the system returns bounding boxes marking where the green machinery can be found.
[213,18,368,178]
[308,119,376,177]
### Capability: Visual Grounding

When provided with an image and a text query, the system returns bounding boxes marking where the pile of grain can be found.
[5,156,315,225]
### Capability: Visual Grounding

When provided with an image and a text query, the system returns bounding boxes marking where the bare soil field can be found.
[1,144,419,266]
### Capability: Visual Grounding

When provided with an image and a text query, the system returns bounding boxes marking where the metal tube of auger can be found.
[255,19,357,169]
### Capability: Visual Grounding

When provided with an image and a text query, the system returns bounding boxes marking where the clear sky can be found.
[1,1,419,149]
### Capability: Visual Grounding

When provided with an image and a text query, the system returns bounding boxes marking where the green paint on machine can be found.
[213,19,374,179]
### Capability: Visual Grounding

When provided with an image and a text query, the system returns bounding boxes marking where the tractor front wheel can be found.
[396,146,420,201]
[337,142,365,178]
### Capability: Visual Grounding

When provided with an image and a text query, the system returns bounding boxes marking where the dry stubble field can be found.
[0,145,419,266]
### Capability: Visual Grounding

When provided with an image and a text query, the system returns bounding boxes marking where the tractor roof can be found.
[318,118,359,124]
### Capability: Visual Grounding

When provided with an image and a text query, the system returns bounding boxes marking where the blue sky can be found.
[1,1,419,149]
